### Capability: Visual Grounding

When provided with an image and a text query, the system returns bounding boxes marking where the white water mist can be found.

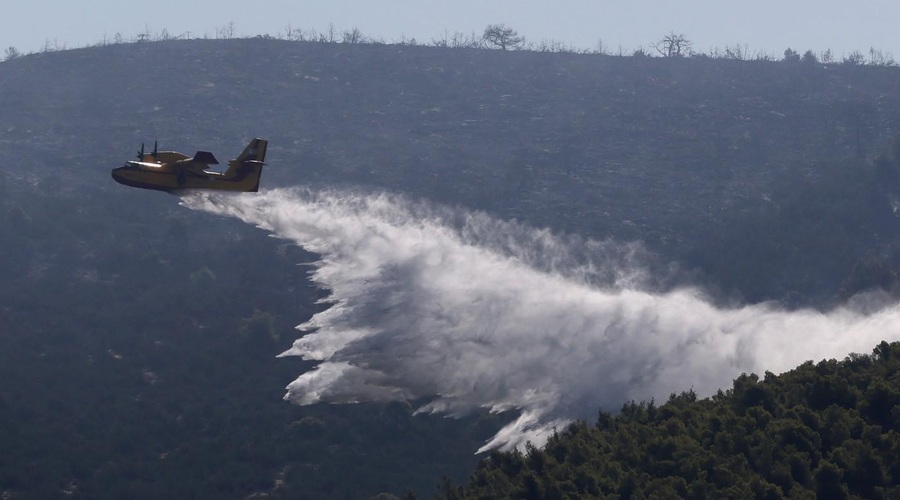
[182,188,900,452]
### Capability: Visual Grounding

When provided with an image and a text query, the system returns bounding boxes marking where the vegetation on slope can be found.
[446,341,900,499]
[0,187,501,499]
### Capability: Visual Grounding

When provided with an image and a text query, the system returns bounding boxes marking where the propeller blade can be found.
[152,140,158,158]
[136,143,145,160]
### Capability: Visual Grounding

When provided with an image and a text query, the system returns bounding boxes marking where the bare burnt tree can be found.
[319,23,337,43]
[431,30,451,48]
[432,30,480,48]
[724,43,749,61]
[868,47,897,67]
[452,31,482,48]
[653,32,691,57]
[3,46,21,61]
[482,24,524,51]
[216,22,235,40]
[342,28,363,44]
[843,50,865,66]
[652,32,692,57]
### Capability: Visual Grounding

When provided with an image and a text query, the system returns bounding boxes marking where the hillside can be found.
[4,38,900,302]
[2,38,900,499]
[450,341,900,499]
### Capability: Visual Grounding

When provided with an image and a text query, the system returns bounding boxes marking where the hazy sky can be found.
[4,1,899,59]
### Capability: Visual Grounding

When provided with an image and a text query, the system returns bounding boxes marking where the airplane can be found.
[111,138,267,192]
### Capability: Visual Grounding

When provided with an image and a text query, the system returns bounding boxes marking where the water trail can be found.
[182,188,900,452]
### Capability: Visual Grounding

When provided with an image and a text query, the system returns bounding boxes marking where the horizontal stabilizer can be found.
[193,151,219,165]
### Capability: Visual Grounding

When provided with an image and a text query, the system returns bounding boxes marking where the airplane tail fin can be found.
[242,163,263,192]
[233,138,267,164]
[224,138,267,191]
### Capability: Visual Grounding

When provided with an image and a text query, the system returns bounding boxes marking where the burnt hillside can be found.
[2,38,900,499]
[3,38,900,302]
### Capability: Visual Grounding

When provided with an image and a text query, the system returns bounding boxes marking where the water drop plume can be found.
[182,188,900,452]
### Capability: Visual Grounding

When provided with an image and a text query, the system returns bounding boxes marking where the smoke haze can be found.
[182,188,900,452]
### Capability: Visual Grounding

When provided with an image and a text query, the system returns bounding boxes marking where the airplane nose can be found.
[111,167,126,184]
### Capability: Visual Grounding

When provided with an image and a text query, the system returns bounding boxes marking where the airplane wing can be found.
[192,151,220,165]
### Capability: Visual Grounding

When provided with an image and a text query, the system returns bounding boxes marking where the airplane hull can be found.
[111,164,263,192]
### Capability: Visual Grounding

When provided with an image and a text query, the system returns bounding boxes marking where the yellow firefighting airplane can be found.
[111,138,267,192]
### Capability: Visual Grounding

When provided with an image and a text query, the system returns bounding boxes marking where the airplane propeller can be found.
[135,141,160,161]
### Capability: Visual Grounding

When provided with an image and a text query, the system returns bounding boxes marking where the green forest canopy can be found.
[443,341,900,499]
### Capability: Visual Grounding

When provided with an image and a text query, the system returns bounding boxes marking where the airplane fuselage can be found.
[111,138,267,192]
[111,161,263,192]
